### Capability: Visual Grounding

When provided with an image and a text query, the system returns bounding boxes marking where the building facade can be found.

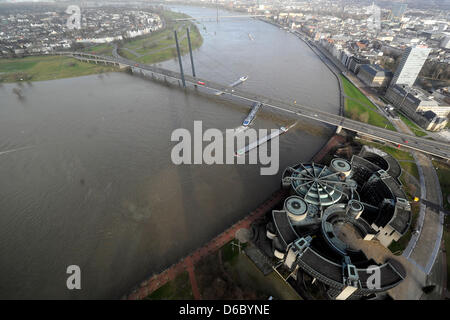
[385,84,450,131]
[391,46,431,87]
[357,64,393,88]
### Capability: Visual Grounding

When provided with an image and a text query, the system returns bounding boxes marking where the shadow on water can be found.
[12,87,26,102]
[136,74,335,140]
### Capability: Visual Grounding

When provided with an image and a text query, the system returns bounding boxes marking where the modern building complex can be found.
[251,148,410,300]
[346,56,371,74]
[357,64,393,88]
[315,31,448,131]
[386,84,450,131]
[391,46,431,87]
[380,45,450,131]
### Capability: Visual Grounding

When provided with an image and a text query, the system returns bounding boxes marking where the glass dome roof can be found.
[284,163,353,207]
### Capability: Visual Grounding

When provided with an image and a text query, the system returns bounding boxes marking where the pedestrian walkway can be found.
[185,256,201,300]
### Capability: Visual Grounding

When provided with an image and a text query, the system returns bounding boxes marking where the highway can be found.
[69,51,450,161]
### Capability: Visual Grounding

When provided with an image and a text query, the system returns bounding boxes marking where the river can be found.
[0,5,339,299]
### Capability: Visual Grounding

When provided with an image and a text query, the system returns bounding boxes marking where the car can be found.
[403,138,409,144]
[134,64,138,67]
[197,81,205,85]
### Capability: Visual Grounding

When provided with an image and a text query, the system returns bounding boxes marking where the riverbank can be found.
[0,55,121,83]
[116,10,203,65]
[340,75,396,131]
[260,17,399,133]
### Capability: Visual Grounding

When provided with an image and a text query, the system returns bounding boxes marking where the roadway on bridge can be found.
[70,51,450,161]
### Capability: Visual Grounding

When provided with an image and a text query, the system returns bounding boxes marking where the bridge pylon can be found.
[186,28,196,78]
[174,30,186,88]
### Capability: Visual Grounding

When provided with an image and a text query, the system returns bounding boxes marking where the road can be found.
[391,119,444,274]
[384,118,445,299]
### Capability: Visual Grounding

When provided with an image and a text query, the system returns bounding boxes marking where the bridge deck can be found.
[67,51,450,160]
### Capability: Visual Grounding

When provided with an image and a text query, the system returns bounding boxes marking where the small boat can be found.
[230,75,248,87]
[242,102,262,126]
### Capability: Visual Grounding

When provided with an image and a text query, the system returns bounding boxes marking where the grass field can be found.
[340,76,396,131]
[388,203,419,254]
[398,113,428,137]
[0,55,120,83]
[360,140,415,161]
[433,160,450,288]
[145,271,193,300]
[118,10,203,65]
[433,160,450,211]
[400,160,420,181]
[81,43,114,56]
[399,175,419,200]
[444,216,450,289]
[341,76,378,109]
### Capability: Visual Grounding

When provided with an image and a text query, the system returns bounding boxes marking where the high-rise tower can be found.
[391,46,431,87]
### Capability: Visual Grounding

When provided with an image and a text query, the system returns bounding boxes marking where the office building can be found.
[391,46,431,87]
[357,64,393,88]
[385,84,450,131]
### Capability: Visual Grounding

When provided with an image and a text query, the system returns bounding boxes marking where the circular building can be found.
[282,160,357,208]
[260,156,410,300]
